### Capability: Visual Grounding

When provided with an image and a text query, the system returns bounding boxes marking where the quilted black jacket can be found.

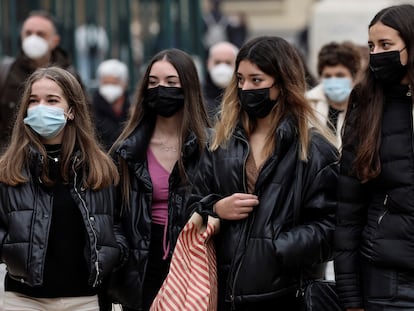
[188,117,339,305]
[107,119,205,309]
[335,84,414,309]
[0,148,128,288]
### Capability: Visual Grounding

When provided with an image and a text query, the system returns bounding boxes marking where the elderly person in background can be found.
[203,41,238,122]
[92,59,131,151]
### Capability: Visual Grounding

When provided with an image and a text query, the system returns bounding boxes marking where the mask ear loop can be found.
[66,107,74,121]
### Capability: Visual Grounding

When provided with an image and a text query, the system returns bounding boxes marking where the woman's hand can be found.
[214,193,259,220]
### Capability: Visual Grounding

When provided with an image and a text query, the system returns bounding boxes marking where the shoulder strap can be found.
[293,158,303,226]
[0,56,15,94]
[293,158,306,297]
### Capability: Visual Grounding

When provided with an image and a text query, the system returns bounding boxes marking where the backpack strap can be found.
[0,56,15,95]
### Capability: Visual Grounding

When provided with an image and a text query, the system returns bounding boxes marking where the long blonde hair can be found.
[212,36,334,160]
[0,67,119,189]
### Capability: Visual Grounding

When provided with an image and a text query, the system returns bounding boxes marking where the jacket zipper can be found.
[378,194,388,224]
[229,134,250,309]
[27,174,42,284]
[241,137,249,194]
[72,158,100,287]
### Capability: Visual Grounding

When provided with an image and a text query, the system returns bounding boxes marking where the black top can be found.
[5,144,96,298]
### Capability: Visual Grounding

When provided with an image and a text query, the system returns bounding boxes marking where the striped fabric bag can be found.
[150,212,219,311]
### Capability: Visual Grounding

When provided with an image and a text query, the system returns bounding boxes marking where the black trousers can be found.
[220,293,301,311]
[123,223,170,311]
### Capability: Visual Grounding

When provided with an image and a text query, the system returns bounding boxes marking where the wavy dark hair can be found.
[347,4,414,182]
[317,41,361,78]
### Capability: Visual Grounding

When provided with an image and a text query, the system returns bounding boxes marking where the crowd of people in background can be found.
[0,2,413,311]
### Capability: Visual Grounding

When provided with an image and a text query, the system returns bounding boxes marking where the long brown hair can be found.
[212,36,333,160]
[0,67,119,189]
[110,48,210,208]
[349,4,414,182]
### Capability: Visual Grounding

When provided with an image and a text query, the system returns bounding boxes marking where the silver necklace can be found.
[46,150,60,162]
[160,142,178,152]
[47,155,59,162]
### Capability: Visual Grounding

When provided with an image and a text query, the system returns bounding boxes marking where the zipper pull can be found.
[93,261,100,287]
[378,194,389,224]
[230,295,236,310]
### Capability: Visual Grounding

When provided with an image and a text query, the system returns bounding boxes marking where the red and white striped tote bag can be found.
[150,212,219,311]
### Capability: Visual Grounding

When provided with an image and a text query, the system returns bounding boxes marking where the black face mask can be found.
[369,48,407,84]
[144,86,185,117]
[238,87,278,119]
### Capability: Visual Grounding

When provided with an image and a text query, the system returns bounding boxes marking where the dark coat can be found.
[335,84,414,309]
[203,73,224,122]
[107,118,205,309]
[0,147,128,288]
[92,91,131,151]
[189,117,338,305]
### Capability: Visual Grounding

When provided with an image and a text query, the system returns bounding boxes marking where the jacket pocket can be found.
[233,238,282,296]
[362,260,397,300]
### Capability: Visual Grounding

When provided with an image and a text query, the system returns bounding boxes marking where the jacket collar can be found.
[116,118,200,164]
[234,115,297,148]
[17,46,72,70]
[28,145,82,181]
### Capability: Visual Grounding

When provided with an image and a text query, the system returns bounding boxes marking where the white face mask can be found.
[209,63,234,88]
[22,35,50,60]
[99,84,123,103]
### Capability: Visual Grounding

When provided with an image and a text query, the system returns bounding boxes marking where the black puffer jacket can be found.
[335,84,414,309]
[189,117,338,305]
[0,147,127,288]
[107,119,204,309]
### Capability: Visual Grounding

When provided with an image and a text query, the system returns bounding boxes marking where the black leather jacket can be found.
[107,120,204,309]
[0,148,128,288]
[189,117,338,305]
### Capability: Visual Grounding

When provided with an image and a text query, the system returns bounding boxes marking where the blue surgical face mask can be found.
[322,77,353,103]
[24,104,67,139]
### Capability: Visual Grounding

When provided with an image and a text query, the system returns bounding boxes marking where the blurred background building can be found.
[1,0,413,92]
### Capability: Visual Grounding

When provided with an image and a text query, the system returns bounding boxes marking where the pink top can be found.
[147,148,170,225]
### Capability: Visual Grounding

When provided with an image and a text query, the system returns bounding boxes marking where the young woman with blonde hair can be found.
[0,66,127,311]
[188,36,339,310]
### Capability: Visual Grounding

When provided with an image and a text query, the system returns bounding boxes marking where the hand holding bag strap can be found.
[150,212,218,311]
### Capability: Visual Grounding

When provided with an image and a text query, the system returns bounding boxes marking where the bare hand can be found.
[214,193,259,220]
